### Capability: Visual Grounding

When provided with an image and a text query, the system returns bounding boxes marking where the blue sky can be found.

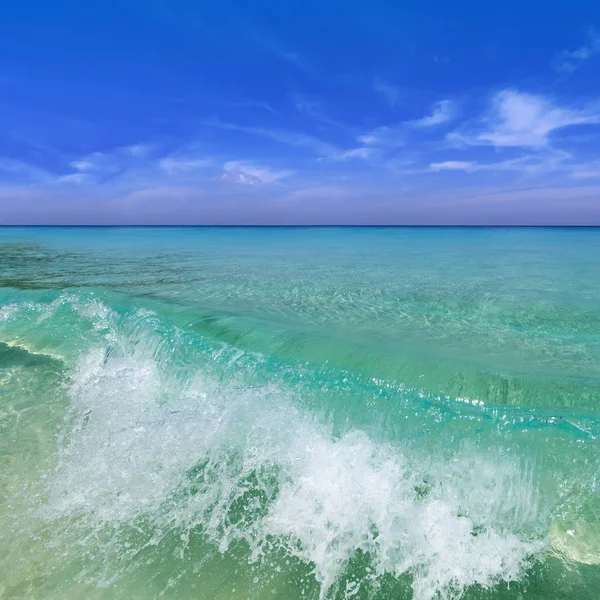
[1,0,600,224]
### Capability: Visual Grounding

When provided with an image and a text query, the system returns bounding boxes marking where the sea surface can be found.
[1,226,599,600]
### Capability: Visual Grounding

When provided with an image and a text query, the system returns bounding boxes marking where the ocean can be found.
[1,226,599,599]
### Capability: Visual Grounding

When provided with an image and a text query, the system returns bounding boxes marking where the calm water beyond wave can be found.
[1,226,600,600]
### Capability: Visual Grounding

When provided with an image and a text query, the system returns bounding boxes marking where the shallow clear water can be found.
[1,226,599,599]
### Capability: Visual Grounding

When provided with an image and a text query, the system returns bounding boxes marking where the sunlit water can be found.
[1,226,599,600]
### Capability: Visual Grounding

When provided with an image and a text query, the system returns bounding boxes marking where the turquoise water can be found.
[1,226,599,599]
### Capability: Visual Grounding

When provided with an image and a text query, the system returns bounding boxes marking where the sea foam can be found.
[45,301,546,599]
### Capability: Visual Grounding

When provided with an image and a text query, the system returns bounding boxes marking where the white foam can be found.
[263,433,542,599]
[46,306,546,599]
[0,302,20,322]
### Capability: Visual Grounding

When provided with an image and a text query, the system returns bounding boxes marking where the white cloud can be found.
[554,29,600,73]
[70,152,110,171]
[429,160,475,171]
[56,173,89,184]
[220,161,293,185]
[353,100,453,151]
[449,90,600,148]
[411,100,455,127]
[69,152,120,174]
[125,144,152,157]
[373,79,401,107]
[428,151,574,176]
[358,134,380,145]
[71,159,96,171]
[358,101,455,147]
[333,147,374,161]
[159,157,212,174]
[354,125,405,149]
[54,147,210,187]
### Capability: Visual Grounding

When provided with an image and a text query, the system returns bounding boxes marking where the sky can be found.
[1,0,600,225]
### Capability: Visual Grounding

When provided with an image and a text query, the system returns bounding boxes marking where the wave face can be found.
[2,227,600,599]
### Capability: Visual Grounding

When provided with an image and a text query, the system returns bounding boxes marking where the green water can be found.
[1,227,599,599]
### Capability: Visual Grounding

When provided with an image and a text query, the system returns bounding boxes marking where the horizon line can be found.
[1,224,600,229]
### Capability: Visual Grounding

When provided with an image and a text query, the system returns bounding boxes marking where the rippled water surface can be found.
[1,226,599,599]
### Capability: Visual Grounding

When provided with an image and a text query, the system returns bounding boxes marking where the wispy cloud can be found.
[355,104,453,151]
[220,161,293,185]
[553,29,600,73]
[571,160,600,179]
[356,100,454,148]
[354,124,406,149]
[203,118,338,156]
[430,150,574,176]
[55,147,151,184]
[373,79,402,107]
[411,100,455,127]
[7,141,296,196]
[125,144,152,157]
[291,93,353,133]
[430,160,475,171]
[159,156,213,174]
[70,159,96,171]
[332,147,375,161]
[47,145,210,188]
[56,173,90,185]
[357,134,380,145]
[69,152,118,173]
[55,156,122,186]
[5,81,600,224]
[0,158,54,184]
[449,90,600,148]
